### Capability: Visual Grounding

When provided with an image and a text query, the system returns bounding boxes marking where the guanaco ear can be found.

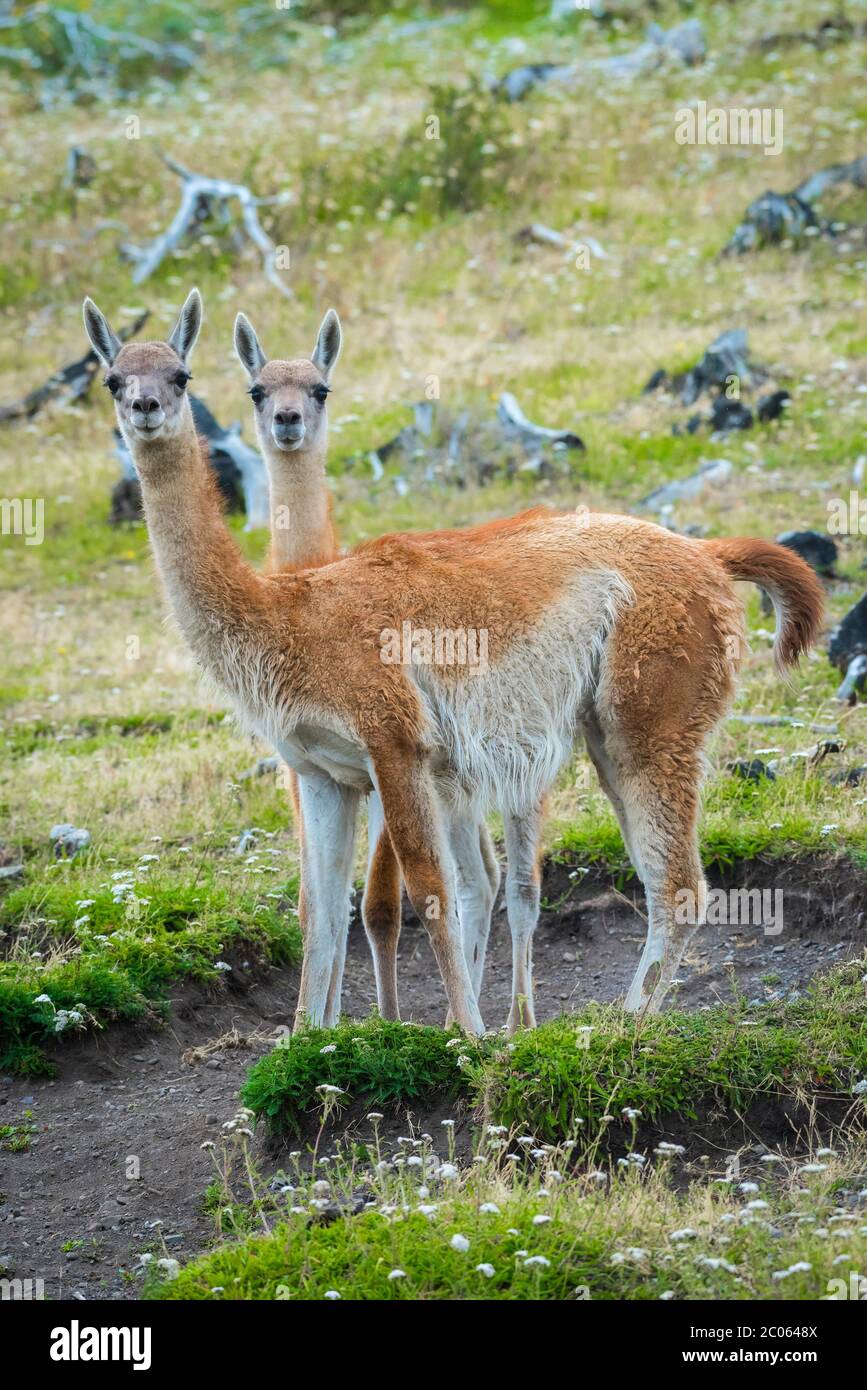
[167,288,203,363]
[234,312,268,379]
[311,308,341,381]
[82,297,122,368]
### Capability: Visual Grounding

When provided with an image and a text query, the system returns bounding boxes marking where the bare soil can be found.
[1,853,864,1301]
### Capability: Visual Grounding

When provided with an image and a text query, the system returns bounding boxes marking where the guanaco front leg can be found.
[503,803,544,1034]
[443,815,500,1026]
[293,770,360,1030]
[372,755,484,1035]
[361,791,402,1020]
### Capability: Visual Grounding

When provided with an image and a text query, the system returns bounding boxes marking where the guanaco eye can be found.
[173,370,191,391]
[312,384,330,405]
[105,375,121,396]
[249,385,265,406]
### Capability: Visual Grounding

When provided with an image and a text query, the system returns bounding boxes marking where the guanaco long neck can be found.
[260,433,338,572]
[133,411,272,681]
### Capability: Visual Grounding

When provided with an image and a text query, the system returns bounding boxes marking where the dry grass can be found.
[1,0,865,869]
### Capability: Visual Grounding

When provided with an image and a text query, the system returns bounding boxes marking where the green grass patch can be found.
[242,1015,477,1135]
[0,1114,38,1152]
[552,792,867,872]
[479,962,867,1142]
[148,1120,867,1301]
[242,961,867,1141]
[0,867,301,1075]
[148,1188,867,1302]
[0,710,228,759]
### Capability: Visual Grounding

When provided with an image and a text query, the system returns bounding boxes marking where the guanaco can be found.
[234,307,499,1025]
[83,289,824,1035]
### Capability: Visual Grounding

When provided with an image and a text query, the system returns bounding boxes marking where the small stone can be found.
[49,824,91,858]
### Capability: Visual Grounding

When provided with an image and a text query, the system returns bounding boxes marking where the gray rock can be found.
[49,824,91,858]
[239,756,280,781]
[638,458,732,512]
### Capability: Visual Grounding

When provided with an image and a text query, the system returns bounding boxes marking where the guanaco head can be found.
[82,289,202,448]
[233,309,340,454]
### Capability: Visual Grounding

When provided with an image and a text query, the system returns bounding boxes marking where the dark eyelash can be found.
[105,376,121,394]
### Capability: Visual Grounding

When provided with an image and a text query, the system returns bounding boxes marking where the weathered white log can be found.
[124,154,291,297]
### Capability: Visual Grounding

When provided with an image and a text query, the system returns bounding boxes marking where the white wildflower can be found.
[772,1262,812,1280]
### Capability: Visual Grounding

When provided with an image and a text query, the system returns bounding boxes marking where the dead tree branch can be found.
[122,153,291,296]
[0,6,195,76]
[0,310,149,424]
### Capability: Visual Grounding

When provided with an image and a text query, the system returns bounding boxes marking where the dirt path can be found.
[2,854,864,1300]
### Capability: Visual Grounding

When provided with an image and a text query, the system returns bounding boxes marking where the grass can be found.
[1,0,864,885]
[145,1100,867,1301]
[478,963,867,1142]
[0,0,863,1061]
[240,959,867,1141]
[0,1115,37,1152]
[242,1016,472,1135]
[1,0,865,1304]
[0,861,301,1074]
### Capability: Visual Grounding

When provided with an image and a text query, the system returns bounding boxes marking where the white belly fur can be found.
[415,567,632,816]
[222,562,632,812]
